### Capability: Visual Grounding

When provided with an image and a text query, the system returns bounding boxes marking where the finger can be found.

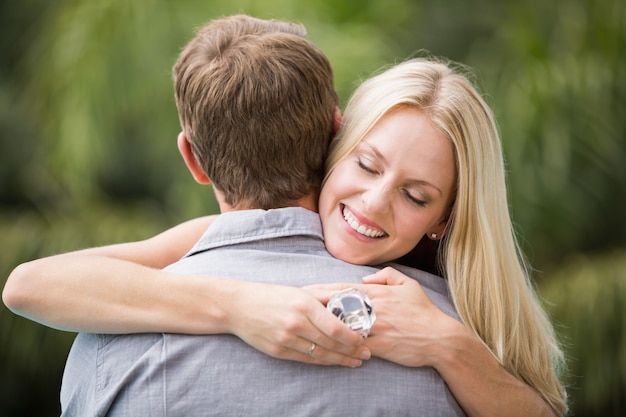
[361,270,387,284]
[306,301,368,347]
[269,335,363,367]
[362,267,407,285]
[295,307,371,362]
[303,285,368,305]
[303,282,359,293]
[266,301,369,365]
[296,337,367,368]
[301,287,335,305]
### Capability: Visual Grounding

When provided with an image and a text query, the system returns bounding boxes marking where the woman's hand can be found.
[225,282,371,368]
[358,267,455,367]
[306,266,453,368]
[309,268,559,417]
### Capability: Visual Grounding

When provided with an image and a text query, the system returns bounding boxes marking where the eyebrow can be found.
[359,142,443,196]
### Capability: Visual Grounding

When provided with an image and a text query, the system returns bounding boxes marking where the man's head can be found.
[173,15,339,210]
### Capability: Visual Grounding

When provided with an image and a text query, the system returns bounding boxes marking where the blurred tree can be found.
[0,0,55,210]
[468,0,626,269]
[541,250,626,416]
[370,0,626,269]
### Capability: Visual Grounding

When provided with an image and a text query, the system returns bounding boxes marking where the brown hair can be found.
[173,15,338,209]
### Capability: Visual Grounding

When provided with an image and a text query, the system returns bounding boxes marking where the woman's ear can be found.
[177,132,211,184]
[428,217,450,241]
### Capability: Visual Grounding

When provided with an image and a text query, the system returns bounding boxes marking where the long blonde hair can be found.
[325,58,567,414]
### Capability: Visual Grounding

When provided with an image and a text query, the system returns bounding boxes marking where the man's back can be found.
[61,208,465,417]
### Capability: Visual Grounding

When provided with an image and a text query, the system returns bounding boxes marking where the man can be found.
[18,15,465,416]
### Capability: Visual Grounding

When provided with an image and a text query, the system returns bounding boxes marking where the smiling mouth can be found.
[342,206,388,238]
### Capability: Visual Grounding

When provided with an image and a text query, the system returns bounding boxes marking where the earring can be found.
[431,233,437,239]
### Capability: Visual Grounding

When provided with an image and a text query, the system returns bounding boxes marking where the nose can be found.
[361,181,391,214]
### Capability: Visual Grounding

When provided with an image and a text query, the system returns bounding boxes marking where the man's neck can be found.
[293,194,318,212]
[215,191,319,214]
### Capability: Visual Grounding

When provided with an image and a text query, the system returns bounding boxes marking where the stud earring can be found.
[431,233,437,239]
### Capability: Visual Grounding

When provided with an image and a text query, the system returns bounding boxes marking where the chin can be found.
[325,242,363,265]
[338,250,378,266]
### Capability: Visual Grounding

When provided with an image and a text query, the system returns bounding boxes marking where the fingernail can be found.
[359,349,371,360]
[350,359,362,368]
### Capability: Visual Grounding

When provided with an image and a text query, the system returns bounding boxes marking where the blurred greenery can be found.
[542,251,626,415]
[0,0,624,415]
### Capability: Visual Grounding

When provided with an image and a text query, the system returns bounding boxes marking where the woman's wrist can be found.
[163,274,235,334]
[423,313,473,372]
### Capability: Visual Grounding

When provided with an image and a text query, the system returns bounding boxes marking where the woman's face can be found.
[319,107,456,265]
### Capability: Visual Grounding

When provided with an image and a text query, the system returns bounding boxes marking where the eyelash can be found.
[404,191,427,207]
[357,158,377,174]
[357,158,427,207]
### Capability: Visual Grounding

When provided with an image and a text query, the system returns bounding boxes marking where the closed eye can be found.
[357,158,378,175]
[404,190,427,207]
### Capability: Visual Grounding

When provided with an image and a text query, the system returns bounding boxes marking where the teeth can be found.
[342,207,387,238]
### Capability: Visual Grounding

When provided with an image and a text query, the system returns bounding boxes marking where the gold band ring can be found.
[306,342,317,357]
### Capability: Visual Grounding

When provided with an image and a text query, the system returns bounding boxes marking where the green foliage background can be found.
[1,0,624,415]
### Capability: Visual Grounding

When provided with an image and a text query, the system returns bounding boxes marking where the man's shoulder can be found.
[182,207,323,258]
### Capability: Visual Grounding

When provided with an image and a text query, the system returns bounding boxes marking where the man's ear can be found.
[332,106,342,136]
[177,132,211,184]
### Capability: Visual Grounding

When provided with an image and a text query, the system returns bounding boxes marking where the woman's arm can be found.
[2,216,368,367]
[2,215,217,331]
[306,267,559,417]
[71,215,218,268]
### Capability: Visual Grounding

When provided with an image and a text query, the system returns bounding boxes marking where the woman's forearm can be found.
[3,253,369,367]
[352,268,559,417]
[432,318,558,417]
[3,254,231,334]
[2,215,217,333]
[2,210,368,366]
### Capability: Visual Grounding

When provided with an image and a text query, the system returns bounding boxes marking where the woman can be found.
[318,58,568,415]
[4,58,567,416]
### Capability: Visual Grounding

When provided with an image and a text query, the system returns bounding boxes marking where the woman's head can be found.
[319,58,504,267]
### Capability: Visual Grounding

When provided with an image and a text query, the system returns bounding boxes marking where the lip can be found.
[339,204,388,240]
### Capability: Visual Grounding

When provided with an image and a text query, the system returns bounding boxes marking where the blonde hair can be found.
[325,58,567,414]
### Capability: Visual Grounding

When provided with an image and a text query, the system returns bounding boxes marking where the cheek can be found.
[321,164,352,202]
[318,173,345,228]
[394,212,429,247]
[318,178,337,217]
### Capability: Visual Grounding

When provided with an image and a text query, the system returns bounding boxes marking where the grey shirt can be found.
[61,207,465,417]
